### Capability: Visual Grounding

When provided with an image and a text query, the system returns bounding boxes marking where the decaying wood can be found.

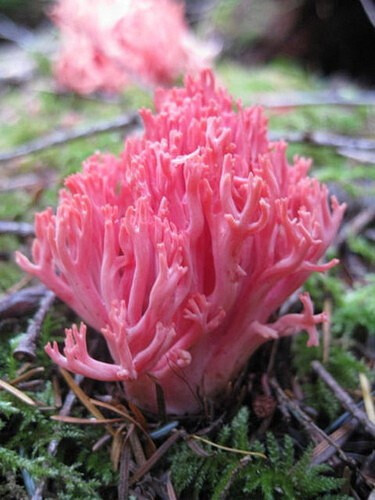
[118,441,131,500]
[312,361,375,439]
[311,417,359,465]
[13,289,55,361]
[270,378,355,466]
[0,285,46,319]
[336,207,375,247]
[129,431,182,486]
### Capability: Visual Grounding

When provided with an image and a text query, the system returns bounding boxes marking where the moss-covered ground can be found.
[0,49,374,498]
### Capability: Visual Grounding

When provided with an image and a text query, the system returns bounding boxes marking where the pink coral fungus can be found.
[51,0,211,94]
[16,70,345,414]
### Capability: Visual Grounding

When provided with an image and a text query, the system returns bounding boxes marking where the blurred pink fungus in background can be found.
[51,0,213,94]
[16,70,345,414]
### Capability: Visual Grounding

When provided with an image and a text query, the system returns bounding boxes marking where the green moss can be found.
[120,85,153,110]
[33,131,125,173]
[0,262,24,293]
[0,192,32,220]
[213,1,281,49]
[333,276,375,335]
[303,272,344,310]
[171,408,346,499]
[269,106,368,135]
[217,60,314,100]
[292,273,374,419]
[0,49,373,498]
[0,235,21,253]
[0,304,118,499]
[347,235,375,265]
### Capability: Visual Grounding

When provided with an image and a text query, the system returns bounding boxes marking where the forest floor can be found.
[0,39,374,499]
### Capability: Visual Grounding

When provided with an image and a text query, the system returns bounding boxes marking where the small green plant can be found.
[293,337,370,419]
[0,392,117,498]
[170,408,346,499]
[0,310,117,499]
[333,275,375,335]
[293,269,374,418]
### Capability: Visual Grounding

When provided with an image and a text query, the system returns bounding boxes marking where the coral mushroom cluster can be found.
[51,0,211,94]
[16,70,345,414]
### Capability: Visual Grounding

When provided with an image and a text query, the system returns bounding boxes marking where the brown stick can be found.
[311,417,359,465]
[311,361,375,439]
[0,285,46,319]
[0,113,140,163]
[129,431,181,486]
[165,472,178,500]
[270,378,355,465]
[336,207,375,246]
[118,442,131,500]
[13,290,55,361]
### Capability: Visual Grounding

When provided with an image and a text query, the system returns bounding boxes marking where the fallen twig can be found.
[129,428,147,467]
[311,417,359,465]
[338,148,375,164]
[13,289,55,361]
[0,378,37,406]
[89,398,155,448]
[270,378,355,466]
[129,431,182,486]
[0,285,46,319]
[1,109,372,167]
[271,379,322,442]
[118,441,131,500]
[268,130,375,151]
[50,415,125,425]
[0,220,34,237]
[258,89,375,109]
[165,472,178,500]
[359,373,375,423]
[311,361,375,439]
[322,299,332,364]
[59,368,116,438]
[336,207,375,247]
[9,367,45,386]
[0,112,141,163]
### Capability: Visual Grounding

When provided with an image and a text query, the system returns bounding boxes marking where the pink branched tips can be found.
[17,70,345,414]
[51,0,214,94]
[45,323,130,381]
[251,293,327,347]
